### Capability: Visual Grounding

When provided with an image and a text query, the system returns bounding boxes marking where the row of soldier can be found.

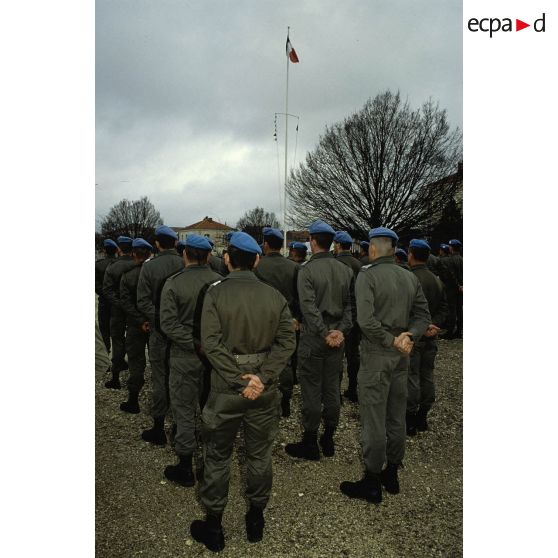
[95,222,463,553]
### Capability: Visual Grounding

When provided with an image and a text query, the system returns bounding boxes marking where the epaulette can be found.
[167,269,184,282]
[300,260,309,267]
[207,278,226,291]
[361,264,372,270]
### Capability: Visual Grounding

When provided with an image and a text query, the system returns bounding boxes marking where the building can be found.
[171,217,234,252]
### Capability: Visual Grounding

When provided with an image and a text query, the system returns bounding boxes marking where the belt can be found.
[233,352,268,366]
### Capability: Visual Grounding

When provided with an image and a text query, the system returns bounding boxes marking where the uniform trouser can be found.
[97,297,111,353]
[445,288,459,335]
[456,291,463,335]
[279,361,294,399]
[109,307,127,370]
[358,344,408,473]
[149,329,172,418]
[342,325,361,391]
[200,388,280,515]
[298,333,344,433]
[407,339,438,413]
[125,325,149,393]
[95,315,111,375]
[169,348,204,456]
[292,329,300,384]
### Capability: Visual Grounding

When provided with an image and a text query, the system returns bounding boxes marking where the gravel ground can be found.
[96,339,462,557]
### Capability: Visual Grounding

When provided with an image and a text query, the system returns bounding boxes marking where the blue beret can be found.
[117,236,133,245]
[410,239,431,250]
[132,238,153,250]
[334,231,353,244]
[263,227,284,240]
[185,234,212,250]
[229,232,262,255]
[103,239,118,249]
[293,242,308,251]
[177,240,187,248]
[360,241,370,249]
[224,231,236,242]
[395,248,407,257]
[308,220,335,235]
[368,227,399,241]
[288,241,296,249]
[449,239,462,247]
[155,225,178,240]
[440,243,450,251]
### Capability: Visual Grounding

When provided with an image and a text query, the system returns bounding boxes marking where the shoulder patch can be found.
[207,279,224,291]
[300,260,309,267]
[361,264,372,270]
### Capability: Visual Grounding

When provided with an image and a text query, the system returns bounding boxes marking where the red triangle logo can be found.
[516,19,530,31]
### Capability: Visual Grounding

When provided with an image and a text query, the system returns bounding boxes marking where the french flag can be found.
[286,37,299,63]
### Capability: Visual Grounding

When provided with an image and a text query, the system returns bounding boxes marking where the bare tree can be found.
[236,207,281,230]
[287,91,462,238]
[100,197,162,244]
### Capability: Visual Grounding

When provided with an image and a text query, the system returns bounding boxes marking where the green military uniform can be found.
[438,253,463,337]
[356,256,430,473]
[426,253,440,276]
[137,250,184,419]
[199,270,295,514]
[296,252,353,435]
[159,264,222,458]
[254,252,299,402]
[102,255,136,372]
[95,254,116,353]
[120,263,149,396]
[407,263,448,425]
[208,254,225,276]
[335,251,361,400]
[396,262,411,271]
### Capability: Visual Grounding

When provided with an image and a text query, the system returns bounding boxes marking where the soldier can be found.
[176,239,187,257]
[207,239,225,276]
[159,234,222,486]
[288,241,308,264]
[285,221,353,461]
[406,239,448,435]
[190,232,295,552]
[359,241,370,265]
[95,239,118,354]
[447,239,463,339]
[137,225,184,445]
[395,248,410,271]
[119,238,153,414]
[102,236,136,388]
[333,231,361,403]
[340,227,430,504]
[426,250,440,276]
[254,227,300,417]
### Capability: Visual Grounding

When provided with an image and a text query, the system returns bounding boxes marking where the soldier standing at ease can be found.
[288,241,308,263]
[190,232,295,552]
[406,239,448,435]
[285,221,353,461]
[95,239,118,355]
[254,227,300,417]
[137,225,184,445]
[359,241,370,265]
[395,248,410,271]
[119,238,153,414]
[159,234,222,486]
[333,231,361,403]
[340,227,430,504]
[102,236,136,388]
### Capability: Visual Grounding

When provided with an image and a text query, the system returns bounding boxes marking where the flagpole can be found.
[283,27,290,256]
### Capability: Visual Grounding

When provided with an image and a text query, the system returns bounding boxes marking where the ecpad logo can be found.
[468,13,546,38]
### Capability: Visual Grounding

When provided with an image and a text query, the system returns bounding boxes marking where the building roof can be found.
[179,217,234,231]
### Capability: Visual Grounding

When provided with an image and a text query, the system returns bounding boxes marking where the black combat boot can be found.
[104,369,121,389]
[245,504,265,543]
[406,412,417,436]
[120,389,140,414]
[164,454,195,487]
[190,513,225,553]
[319,425,336,457]
[380,462,400,494]
[416,407,429,432]
[141,416,167,446]
[280,395,291,418]
[285,432,320,461]
[340,471,382,503]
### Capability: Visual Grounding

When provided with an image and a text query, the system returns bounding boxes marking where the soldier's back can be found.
[255,253,298,308]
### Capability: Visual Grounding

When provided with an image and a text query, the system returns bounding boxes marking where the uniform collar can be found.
[336,251,352,257]
[158,249,178,256]
[185,264,210,270]
[266,252,282,258]
[369,255,396,266]
[310,251,333,260]
[411,263,428,271]
[229,270,258,279]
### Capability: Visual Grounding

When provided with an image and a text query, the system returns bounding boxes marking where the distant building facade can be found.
[171,217,234,252]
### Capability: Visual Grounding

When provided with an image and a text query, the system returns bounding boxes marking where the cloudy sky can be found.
[96,0,462,230]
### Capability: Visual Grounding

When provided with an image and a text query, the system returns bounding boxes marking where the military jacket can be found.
[208,254,225,276]
[120,263,145,327]
[360,255,370,266]
[102,255,135,310]
[254,252,300,317]
[297,252,353,337]
[201,270,296,393]
[426,253,440,276]
[437,254,462,289]
[396,262,411,271]
[160,264,222,351]
[95,256,116,297]
[136,250,184,327]
[410,264,448,331]
[335,251,362,278]
[356,256,431,349]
